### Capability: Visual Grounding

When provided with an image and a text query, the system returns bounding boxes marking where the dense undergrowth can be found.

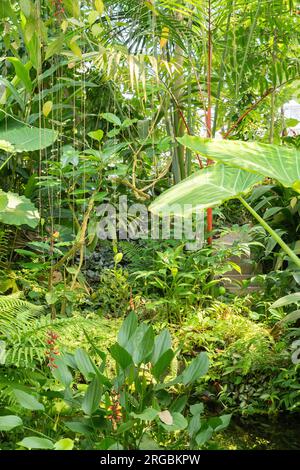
[0,0,300,452]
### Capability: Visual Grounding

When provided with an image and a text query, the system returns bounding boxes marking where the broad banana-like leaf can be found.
[177,135,300,191]
[0,190,39,228]
[0,121,58,153]
[149,164,262,216]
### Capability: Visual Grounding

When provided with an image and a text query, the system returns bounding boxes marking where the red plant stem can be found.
[206,0,213,245]
[223,88,274,138]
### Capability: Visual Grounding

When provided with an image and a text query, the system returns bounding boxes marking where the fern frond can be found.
[4,315,97,367]
[0,294,44,337]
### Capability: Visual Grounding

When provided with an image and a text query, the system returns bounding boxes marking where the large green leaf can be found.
[14,389,44,411]
[182,352,209,385]
[52,356,73,387]
[151,329,172,365]
[110,343,133,370]
[6,58,32,92]
[18,437,54,449]
[74,348,96,380]
[0,190,39,228]
[0,415,23,431]
[149,164,261,216]
[82,376,102,416]
[178,135,300,191]
[117,311,138,348]
[0,121,58,153]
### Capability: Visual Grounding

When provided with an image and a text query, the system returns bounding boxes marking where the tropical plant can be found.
[0,311,230,449]
[150,137,300,268]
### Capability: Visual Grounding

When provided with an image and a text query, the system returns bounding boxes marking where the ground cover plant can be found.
[0,0,300,453]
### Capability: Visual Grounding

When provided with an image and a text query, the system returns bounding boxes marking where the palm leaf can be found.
[178,135,300,191]
[149,164,262,215]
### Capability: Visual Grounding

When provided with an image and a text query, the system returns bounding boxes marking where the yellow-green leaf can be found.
[69,37,82,58]
[95,0,104,14]
[0,140,15,153]
[160,27,169,49]
[20,0,32,18]
[88,10,99,25]
[63,0,80,18]
[43,101,53,118]
[61,20,68,33]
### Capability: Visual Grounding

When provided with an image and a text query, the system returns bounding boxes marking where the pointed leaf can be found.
[0,191,39,228]
[18,437,54,449]
[182,352,209,385]
[149,164,261,216]
[95,0,104,14]
[118,311,138,348]
[151,329,172,365]
[54,438,74,450]
[178,136,300,191]
[14,390,44,411]
[110,343,133,370]
[6,58,32,92]
[0,415,23,431]
[0,121,58,152]
[82,376,102,415]
[158,410,173,425]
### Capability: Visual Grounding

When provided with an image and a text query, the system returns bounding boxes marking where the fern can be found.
[3,313,94,367]
[0,294,44,337]
[0,227,10,267]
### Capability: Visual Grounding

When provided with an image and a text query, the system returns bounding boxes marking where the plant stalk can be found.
[238,196,300,268]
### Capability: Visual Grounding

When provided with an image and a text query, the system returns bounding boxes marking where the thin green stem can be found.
[238,196,300,268]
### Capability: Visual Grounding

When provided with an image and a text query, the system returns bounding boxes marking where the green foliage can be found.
[91,268,131,317]
[0,121,58,153]
[0,312,230,450]
[177,300,299,414]
[0,190,39,228]
[178,136,300,191]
